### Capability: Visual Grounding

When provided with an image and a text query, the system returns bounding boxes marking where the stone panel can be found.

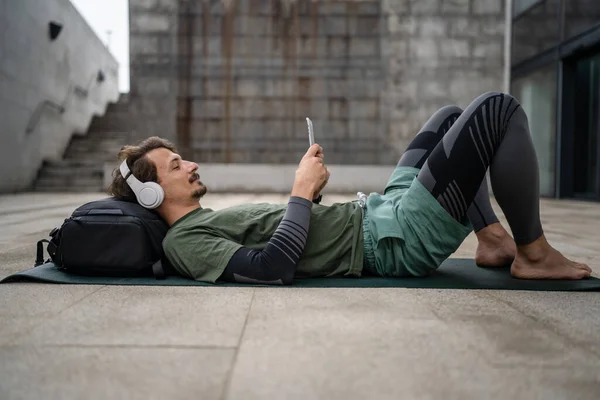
[126,0,505,166]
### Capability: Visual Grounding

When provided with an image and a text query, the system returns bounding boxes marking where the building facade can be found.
[128,0,507,167]
[510,0,600,200]
[0,0,119,193]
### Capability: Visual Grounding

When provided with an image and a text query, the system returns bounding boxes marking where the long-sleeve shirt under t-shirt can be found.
[162,199,365,283]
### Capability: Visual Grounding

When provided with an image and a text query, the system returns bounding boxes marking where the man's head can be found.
[109,137,207,211]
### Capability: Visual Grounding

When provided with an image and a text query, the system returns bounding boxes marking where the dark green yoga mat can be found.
[2,259,599,291]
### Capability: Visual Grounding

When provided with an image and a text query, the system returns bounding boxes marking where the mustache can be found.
[189,172,200,183]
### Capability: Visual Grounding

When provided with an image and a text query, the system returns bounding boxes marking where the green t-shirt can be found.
[163,201,365,283]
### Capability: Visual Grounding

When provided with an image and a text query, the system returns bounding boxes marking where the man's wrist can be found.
[291,183,316,201]
[312,194,323,204]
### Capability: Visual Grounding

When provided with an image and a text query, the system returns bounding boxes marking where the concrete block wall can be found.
[383,0,506,155]
[128,0,179,150]
[129,0,391,165]
[128,0,506,167]
[0,0,120,193]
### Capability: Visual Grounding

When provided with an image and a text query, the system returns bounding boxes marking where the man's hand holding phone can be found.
[305,118,328,201]
[292,144,330,201]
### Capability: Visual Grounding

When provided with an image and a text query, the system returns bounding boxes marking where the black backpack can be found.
[35,197,176,279]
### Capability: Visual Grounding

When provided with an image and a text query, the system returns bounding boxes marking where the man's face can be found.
[146,147,207,205]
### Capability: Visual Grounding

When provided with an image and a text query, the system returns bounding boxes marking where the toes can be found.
[577,269,591,279]
[571,263,591,279]
[581,265,592,273]
[574,262,592,273]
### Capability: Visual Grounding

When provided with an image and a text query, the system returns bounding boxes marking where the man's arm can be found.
[219,196,312,285]
[220,144,329,285]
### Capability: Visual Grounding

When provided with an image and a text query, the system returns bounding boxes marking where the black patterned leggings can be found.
[398,92,543,245]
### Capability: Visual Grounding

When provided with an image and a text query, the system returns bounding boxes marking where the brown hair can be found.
[108,136,177,202]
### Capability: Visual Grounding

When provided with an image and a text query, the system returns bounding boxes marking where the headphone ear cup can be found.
[136,181,164,209]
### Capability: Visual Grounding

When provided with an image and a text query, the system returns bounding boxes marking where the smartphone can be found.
[306,117,315,146]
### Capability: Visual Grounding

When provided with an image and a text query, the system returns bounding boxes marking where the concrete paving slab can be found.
[414,289,600,367]
[0,242,44,279]
[1,192,599,399]
[488,291,600,358]
[446,315,598,369]
[410,288,523,320]
[227,288,480,399]
[0,346,234,400]
[0,193,104,215]
[0,284,102,345]
[227,288,600,399]
[10,286,254,348]
[415,289,600,368]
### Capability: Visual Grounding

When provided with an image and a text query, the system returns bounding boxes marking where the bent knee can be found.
[434,105,463,118]
[477,91,520,106]
[474,91,526,134]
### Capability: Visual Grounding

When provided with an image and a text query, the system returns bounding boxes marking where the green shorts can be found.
[362,166,473,277]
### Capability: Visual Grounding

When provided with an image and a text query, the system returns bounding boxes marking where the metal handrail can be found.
[25,99,66,134]
[25,70,104,135]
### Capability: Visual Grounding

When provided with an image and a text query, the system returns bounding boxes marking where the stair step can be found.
[71,131,131,140]
[34,184,105,193]
[42,159,107,168]
[67,139,124,147]
[65,141,124,155]
[88,118,132,132]
[107,95,130,112]
[106,102,129,114]
[39,167,103,179]
[63,156,118,164]
[35,177,105,191]
[37,179,104,188]
[32,95,134,192]
[64,152,120,160]
[69,134,127,143]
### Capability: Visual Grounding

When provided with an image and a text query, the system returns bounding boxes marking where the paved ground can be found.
[0,192,599,399]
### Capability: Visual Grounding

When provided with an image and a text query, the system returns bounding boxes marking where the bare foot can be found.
[511,235,592,280]
[475,223,517,268]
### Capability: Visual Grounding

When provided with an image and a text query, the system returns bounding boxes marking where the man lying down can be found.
[109,92,591,285]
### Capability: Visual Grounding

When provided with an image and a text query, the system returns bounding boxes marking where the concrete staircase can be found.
[33,94,132,192]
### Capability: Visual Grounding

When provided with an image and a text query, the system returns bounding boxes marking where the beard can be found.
[192,182,207,199]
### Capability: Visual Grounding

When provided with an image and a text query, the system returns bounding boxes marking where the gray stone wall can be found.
[128,0,179,148]
[384,0,506,155]
[128,0,506,165]
[0,0,120,192]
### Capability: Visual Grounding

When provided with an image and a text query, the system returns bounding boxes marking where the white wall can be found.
[0,0,120,193]
[104,162,394,194]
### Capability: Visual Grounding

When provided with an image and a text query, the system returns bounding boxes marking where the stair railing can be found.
[25,70,105,135]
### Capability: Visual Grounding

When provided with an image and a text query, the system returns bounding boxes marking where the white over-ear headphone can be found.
[119,159,164,209]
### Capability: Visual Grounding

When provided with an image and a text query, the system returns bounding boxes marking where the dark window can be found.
[511,64,558,196]
[572,52,600,198]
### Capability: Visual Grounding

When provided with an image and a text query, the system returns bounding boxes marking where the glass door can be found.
[572,53,600,200]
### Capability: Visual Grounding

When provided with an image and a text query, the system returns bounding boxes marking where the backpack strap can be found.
[35,239,58,267]
[35,235,61,268]
[152,259,166,280]
[35,239,49,267]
